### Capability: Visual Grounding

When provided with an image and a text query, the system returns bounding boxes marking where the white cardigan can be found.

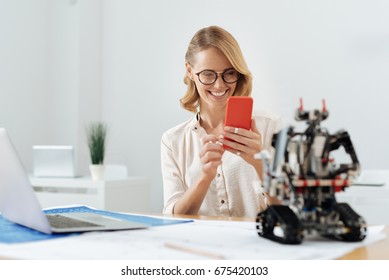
[161,111,282,217]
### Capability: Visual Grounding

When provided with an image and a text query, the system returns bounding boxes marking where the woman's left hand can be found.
[219,118,262,166]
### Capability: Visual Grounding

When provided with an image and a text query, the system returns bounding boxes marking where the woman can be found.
[161,26,281,217]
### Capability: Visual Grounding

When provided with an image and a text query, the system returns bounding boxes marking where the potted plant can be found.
[85,121,107,180]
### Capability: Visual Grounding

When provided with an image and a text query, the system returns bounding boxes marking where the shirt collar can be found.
[191,112,201,132]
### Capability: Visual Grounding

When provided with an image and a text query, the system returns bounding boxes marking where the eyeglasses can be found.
[195,68,241,85]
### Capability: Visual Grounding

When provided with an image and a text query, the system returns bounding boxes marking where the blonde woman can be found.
[161,26,281,217]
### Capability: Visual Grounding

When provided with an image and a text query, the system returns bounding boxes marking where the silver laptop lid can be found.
[0,128,52,234]
[1,129,148,234]
[33,145,75,178]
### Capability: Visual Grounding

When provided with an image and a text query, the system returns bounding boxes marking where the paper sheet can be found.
[0,219,385,260]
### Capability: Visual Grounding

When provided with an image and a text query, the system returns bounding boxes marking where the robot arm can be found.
[325,130,360,177]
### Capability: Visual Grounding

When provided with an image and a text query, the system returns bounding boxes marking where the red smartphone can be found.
[223,96,253,149]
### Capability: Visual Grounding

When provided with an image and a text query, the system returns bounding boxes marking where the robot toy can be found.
[256,99,367,244]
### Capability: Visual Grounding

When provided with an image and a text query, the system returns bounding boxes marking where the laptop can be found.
[33,145,76,178]
[0,128,147,234]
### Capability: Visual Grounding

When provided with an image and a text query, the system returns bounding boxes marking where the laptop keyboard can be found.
[46,214,101,228]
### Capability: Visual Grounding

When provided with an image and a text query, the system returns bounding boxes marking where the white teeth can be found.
[210,91,226,97]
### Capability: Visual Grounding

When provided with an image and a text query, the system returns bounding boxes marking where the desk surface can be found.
[0,213,387,260]
[339,225,389,260]
[166,213,389,260]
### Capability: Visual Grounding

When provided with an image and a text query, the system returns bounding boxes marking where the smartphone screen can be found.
[223,96,253,149]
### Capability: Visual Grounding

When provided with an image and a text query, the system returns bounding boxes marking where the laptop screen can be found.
[0,128,52,234]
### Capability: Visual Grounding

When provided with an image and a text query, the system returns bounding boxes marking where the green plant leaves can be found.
[85,122,107,165]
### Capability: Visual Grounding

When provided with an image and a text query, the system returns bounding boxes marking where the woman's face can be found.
[187,47,237,113]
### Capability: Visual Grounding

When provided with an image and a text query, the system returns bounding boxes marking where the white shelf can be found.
[29,176,151,213]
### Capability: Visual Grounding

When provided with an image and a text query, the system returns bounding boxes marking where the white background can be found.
[0,260,388,279]
[1,0,389,212]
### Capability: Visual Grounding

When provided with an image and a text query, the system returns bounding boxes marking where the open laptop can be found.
[33,145,76,178]
[0,128,147,234]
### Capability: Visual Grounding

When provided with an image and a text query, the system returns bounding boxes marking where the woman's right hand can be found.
[199,135,224,180]
[172,135,224,215]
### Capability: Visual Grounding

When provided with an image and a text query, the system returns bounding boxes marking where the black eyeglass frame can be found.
[195,68,241,85]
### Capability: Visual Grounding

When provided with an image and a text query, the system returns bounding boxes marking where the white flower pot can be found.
[89,164,105,181]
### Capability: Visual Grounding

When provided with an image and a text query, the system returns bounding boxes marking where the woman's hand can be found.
[173,135,224,215]
[219,118,262,166]
[199,135,225,180]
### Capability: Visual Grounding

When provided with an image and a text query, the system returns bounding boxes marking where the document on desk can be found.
[0,219,385,260]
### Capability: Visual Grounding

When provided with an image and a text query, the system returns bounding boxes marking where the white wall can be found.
[101,0,389,212]
[1,0,389,213]
[0,0,102,175]
[0,0,50,168]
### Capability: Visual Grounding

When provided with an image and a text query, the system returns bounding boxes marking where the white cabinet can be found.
[30,176,151,213]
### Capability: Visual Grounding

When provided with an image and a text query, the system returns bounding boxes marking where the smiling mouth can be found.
[209,90,227,97]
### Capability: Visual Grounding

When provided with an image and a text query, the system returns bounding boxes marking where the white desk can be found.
[30,176,151,213]
[0,216,386,260]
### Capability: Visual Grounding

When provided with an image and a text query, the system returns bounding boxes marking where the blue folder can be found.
[0,206,192,244]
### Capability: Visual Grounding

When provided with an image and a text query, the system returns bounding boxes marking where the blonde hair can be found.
[180,26,253,113]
